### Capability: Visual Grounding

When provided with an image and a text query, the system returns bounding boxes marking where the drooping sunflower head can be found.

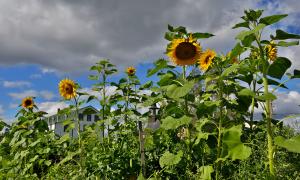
[199,49,216,71]
[265,41,277,61]
[21,97,34,109]
[59,78,77,100]
[126,66,136,76]
[167,36,201,66]
[226,51,238,64]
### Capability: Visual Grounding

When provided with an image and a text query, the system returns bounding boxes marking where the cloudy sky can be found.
[0,0,299,123]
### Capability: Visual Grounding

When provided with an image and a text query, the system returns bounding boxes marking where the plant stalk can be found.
[262,75,275,176]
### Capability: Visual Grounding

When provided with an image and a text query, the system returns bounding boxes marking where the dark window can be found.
[79,113,84,121]
[64,125,69,132]
[87,114,92,121]
[94,115,99,122]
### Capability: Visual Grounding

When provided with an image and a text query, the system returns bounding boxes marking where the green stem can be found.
[215,78,224,180]
[182,66,188,114]
[74,97,84,177]
[263,75,275,176]
[250,75,257,130]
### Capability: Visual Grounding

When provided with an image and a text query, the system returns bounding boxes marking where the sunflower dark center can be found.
[65,84,74,94]
[175,42,196,60]
[204,55,211,64]
[25,100,32,106]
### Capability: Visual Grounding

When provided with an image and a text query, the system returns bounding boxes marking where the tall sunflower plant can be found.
[230,9,300,177]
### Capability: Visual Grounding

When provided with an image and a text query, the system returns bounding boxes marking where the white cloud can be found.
[273,90,300,115]
[8,89,55,100]
[30,74,42,79]
[40,90,55,100]
[37,101,69,116]
[3,80,31,88]
[8,90,38,99]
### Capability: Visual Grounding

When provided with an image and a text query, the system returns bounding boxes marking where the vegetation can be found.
[1,9,300,179]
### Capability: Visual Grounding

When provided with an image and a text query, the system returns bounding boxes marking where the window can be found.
[64,125,69,132]
[79,113,84,121]
[87,114,92,121]
[94,115,99,122]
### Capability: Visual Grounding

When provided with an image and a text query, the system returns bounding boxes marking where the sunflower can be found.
[126,66,136,76]
[199,49,216,71]
[265,41,277,61]
[167,37,201,66]
[22,97,34,109]
[59,78,77,100]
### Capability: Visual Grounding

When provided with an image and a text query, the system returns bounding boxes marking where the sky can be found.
[0,0,300,123]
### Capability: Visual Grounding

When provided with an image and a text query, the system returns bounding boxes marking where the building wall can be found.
[45,107,102,138]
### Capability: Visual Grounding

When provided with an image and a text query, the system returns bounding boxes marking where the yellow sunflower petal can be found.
[199,49,216,71]
[126,66,136,76]
[22,97,34,109]
[59,78,77,100]
[167,37,201,66]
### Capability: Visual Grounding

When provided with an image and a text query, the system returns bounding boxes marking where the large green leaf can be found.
[165,80,195,99]
[192,32,214,39]
[238,88,255,97]
[230,43,244,59]
[222,125,252,160]
[221,64,240,77]
[273,29,300,40]
[291,69,300,79]
[232,22,249,29]
[161,115,191,130]
[236,24,265,41]
[274,135,300,153]
[197,165,214,180]
[256,92,277,101]
[267,57,291,79]
[147,59,169,77]
[159,150,183,168]
[259,14,288,25]
[277,41,299,47]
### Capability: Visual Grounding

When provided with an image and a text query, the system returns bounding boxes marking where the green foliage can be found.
[275,135,300,153]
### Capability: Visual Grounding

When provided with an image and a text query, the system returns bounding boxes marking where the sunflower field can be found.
[1,9,300,179]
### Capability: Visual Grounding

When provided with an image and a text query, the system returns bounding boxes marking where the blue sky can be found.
[0,0,300,123]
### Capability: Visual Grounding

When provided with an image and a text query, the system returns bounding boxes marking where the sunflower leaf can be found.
[275,135,300,153]
[159,150,183,168]
[192,32,214,39]
[291,69,300,79]
[221,125,252,160]
[277,41,299,47]
[160,115,191,130]
[273,29,300,40]
[267,57,291,79]
[232,21,249,29]
[259,14,288,25]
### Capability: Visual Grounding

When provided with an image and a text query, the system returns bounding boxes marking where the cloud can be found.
[273,90,300,115]
[8,89,55,100]
[37,101,69,116]
[40,90,55,100]
[8,90,38,99]
[0,0,264,73]
[3,80,31,88]
[29,74,42,79]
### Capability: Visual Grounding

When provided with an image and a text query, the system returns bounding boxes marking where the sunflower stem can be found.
[182,66,188,115]
[74,97,84,177]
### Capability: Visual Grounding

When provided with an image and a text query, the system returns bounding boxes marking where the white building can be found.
[44,106,101,137]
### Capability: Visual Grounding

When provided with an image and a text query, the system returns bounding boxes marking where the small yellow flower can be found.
[167,36,201,66]
[59,78,77,100]
[22,97,34,109]
[199,49,216,71]
[126,66,136,76]
[265,41,277,61]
